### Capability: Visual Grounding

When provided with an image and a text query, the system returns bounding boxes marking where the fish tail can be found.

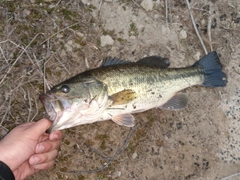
[193,51,227,87]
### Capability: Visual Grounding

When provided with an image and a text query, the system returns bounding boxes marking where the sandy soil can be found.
[0,0,240,179]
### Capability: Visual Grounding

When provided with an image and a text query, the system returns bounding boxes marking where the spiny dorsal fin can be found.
[112,113,135,127]
[102,57,131,66]
[110,89,136,106]
[102,56,170,68]
[137,56,170,68]
[160,93,188,110]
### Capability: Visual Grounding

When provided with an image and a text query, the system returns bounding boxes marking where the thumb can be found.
[28,118,53,136]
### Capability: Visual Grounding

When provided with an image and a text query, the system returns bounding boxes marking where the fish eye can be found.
[60,85,70,93]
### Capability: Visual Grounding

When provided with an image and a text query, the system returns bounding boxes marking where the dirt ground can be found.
[0,0,240,179]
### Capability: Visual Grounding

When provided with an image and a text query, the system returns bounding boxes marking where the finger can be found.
[35,138,61,153]
[32,160,55,170]
[28,119,52,136]
[29,149,58,166]
[38,133,50,142]
[49,131,63,141]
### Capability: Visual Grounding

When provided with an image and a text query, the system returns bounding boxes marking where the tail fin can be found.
[193,51,227,87]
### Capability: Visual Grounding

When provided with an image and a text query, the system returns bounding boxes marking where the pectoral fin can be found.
[110,89,136,106]
[112,114,135,127]
[160,93,188,110]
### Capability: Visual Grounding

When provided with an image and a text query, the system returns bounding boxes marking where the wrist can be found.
[0,141,16,171]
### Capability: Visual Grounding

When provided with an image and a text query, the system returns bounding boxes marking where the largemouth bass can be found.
[40,51,227,132]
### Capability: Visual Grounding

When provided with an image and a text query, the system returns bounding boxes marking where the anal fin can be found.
[160,93,188,110]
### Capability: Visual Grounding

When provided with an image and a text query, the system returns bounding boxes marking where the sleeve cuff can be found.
[0,161,15,180]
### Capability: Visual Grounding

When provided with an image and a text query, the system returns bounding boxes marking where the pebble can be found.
[141,0,153,11]
[112,171,121,179]
[76,32,84,38]
[132,152,138,159]
[23,9,31,18]
[193,52,201,60]
[64,43,72,52]
[82,0,90,5]
[67,40,73,45]
[100,35,114,47]
[179,29,187,39]
[201,19,207,26]
[57,34,64,38]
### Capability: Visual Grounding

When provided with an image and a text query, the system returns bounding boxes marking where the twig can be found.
[221,172,240,180]
[43,58,53,93]
[0,95,12,126]
[131,0,141,8]
[30,97,38,122]
[0,45,8,63]
[98,0,103,11]
[67,124,140,174]
[27,90,32,122]
[185,0,208,55]
[165,0,169,27]
[85,57,90,69]
[207,14,214,52]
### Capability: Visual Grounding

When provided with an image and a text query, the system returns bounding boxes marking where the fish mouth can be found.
[39,93,58,122]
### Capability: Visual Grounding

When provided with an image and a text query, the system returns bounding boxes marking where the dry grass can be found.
[0,1,104,135]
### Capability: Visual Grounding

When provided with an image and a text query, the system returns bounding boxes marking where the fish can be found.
[39,51,227,132]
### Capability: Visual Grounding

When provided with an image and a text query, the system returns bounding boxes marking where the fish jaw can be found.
[40,89,109,132]
[39,94,59,122]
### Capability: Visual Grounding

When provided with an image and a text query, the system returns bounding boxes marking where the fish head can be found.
[40,77,108,132]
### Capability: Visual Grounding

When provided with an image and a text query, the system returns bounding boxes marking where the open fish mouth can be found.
[39,94,58,121]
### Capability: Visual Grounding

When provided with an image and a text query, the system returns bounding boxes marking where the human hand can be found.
[0,118,62,180]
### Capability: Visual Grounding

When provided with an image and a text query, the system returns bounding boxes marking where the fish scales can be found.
[86,64,203,98]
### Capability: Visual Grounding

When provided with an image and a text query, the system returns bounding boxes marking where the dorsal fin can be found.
[102,57,131,66]
[137,56,170,68]
[102,56,170,68]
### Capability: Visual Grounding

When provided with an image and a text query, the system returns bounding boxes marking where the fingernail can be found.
[30,156,39,165]
[36,144,45,153]
[52,133,59,140]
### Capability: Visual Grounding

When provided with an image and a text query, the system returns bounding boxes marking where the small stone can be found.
[132,152,138,159]
[64,43,72,52]
[201,19,207,26]
[100,35,114,47]
[82,0,90,5]
[56,34,64,38]
[179,29,187,39]
[49,4,56,9]
[23,9,31,18]
[193,52,201,60]
[76,32,84,38]
[67,40,73,45]
[141,0,153,11]
[60,49,67,57]
[112,171,121,179]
